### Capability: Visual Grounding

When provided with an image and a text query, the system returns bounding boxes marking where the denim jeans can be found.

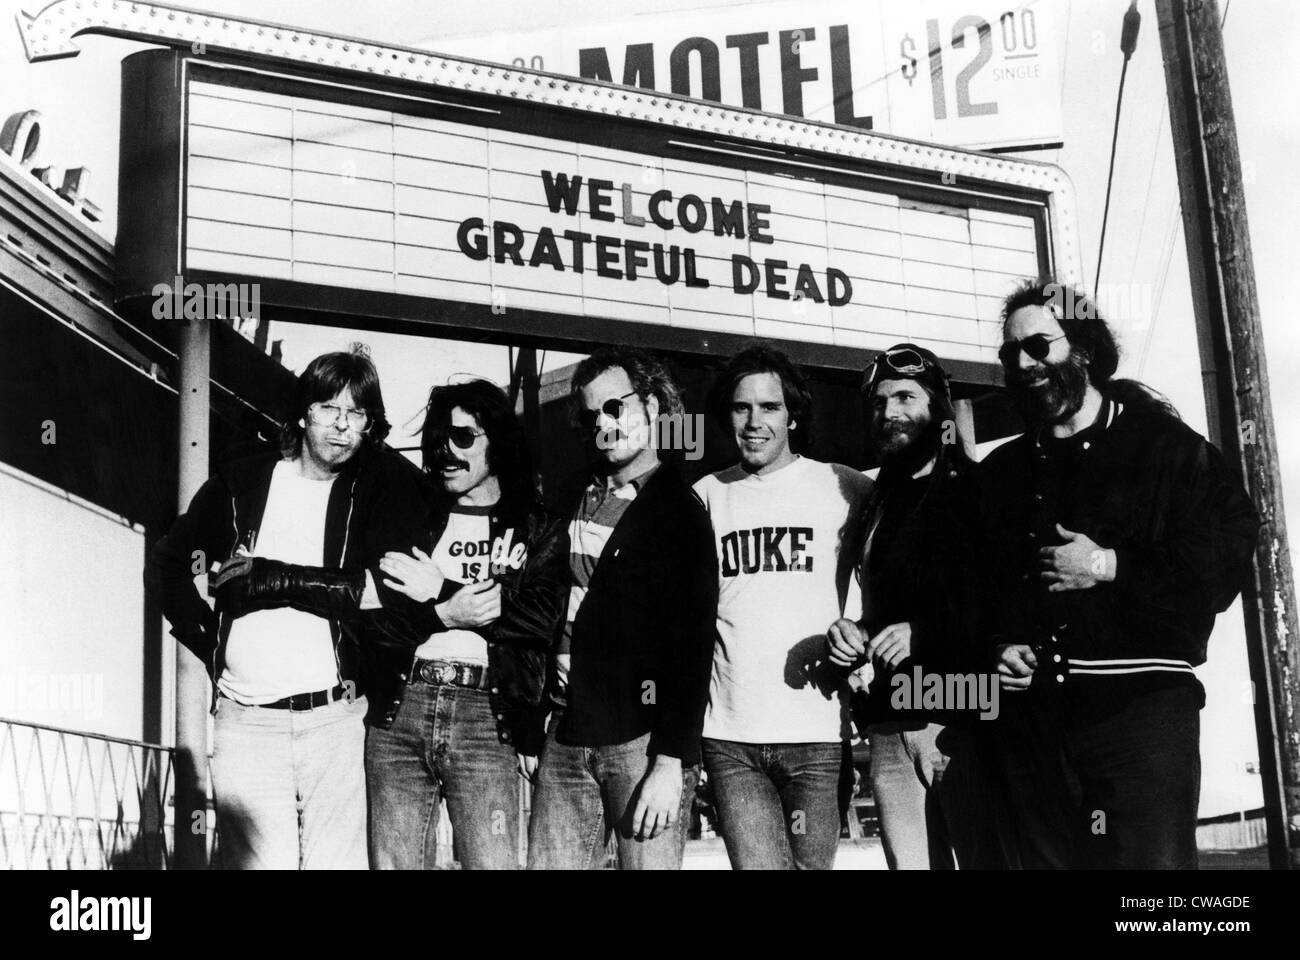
[868,722,1013,870]
[365,682,522,870]
[700,738,851,870]
[211,693,368,870]
[995,683,1202,869]
[527,715,699,870]
[867,722,954,870]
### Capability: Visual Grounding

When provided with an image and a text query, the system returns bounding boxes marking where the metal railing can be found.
[0,716,653,870]
[0,718,218,870]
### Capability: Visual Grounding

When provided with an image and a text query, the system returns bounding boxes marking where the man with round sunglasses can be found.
[526,346,718,870]
[978,279,1259,869]
[694,345,870,870]
[359,379,569,869]
[146,348,432,869]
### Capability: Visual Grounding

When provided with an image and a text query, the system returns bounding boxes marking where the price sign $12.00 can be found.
[898,8,1041,120]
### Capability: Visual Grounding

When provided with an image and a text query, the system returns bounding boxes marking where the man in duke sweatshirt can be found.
[694,345,871,869]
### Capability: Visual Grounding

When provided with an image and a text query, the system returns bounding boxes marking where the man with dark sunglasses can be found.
[977,279,1259,869]
[360,379,569,869]
[526,346,718,870]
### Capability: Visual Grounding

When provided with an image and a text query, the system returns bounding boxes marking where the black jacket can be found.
[553,463,719,765]
[360,492,570,754]
[144,446,432,706]
[977,397,1258,698]
[854,460,992,727]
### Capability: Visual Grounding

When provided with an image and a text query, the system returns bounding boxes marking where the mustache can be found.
[1009,351,1090,423]
[873,416,934,451]
[433,451,469,470]
[1007,361,1052,385]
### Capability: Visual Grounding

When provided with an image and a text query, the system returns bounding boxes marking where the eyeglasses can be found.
[447,425,485,450]
[997,333,1069,368]
[861,348,942,393]
[308,402,370,431]
[577,390,639,431]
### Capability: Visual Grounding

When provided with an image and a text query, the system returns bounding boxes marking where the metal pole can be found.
[511,346,541,452]
[173,316,211,868]
[1155,0,1300,869]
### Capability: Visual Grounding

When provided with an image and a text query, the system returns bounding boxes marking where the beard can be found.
[876,418,925,457]
[1008,349,1090,426]
[873,414,939,484]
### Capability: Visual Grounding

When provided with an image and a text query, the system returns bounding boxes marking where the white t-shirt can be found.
[219,459,340,704]
[414,506,505,664]
[694,456,870,744]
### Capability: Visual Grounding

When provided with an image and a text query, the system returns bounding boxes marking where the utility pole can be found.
[173,317,212,868]
[1156,0,1300,868]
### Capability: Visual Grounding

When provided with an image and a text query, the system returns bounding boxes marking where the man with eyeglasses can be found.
[358,379,569,869]
[146,348,431,869]
[691,346,869,870]
[977,279,1258,869]
[526,346,718,870]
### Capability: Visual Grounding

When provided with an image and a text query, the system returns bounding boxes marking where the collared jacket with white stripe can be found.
[976,395,1258,696]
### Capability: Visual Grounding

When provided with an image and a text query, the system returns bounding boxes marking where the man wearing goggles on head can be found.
[827,343,1007,870]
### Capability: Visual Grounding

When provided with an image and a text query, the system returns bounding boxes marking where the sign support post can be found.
[174,315,211,869]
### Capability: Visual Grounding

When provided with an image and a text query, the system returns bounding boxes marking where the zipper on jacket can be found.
[331,475,360,685]
[209,494,242,712]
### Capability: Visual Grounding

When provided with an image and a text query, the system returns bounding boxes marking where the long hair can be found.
[870,377,974,508]
[1000,278,1180,418]
[570,346,684,419]
[420,379,535,509]
[707,344,814,454]
[280,346,391,457]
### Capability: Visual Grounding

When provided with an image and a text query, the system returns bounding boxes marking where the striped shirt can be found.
[560,463,660,671]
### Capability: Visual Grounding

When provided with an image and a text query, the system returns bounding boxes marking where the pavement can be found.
[683,836,888,870]
[681,837,1270,870]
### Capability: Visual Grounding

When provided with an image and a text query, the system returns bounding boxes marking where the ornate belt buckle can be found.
[435,662,457,685]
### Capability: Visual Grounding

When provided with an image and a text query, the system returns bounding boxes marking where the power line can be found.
[1126,48,1170,336]
[1096,0,1143,292]
[1138,200,1182,377]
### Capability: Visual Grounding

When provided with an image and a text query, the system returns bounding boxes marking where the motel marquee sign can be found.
[19,0,1082,380]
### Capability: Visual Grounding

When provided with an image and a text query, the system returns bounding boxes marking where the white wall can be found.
[0,462,147,742]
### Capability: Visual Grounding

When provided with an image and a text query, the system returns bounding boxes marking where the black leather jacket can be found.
[144,446,433,708]
[359,493,570,755]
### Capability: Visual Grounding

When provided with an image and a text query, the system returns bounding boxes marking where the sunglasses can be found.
[998,333,1069,368]
[577,390,639,432]
[446,425,485,450]
[861,348,942,393]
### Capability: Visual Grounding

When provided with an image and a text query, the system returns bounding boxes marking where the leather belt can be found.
[259,684,349,711]
[412,659,490,691]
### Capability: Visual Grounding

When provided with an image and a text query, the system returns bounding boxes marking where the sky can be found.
[2,0,1296,812]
